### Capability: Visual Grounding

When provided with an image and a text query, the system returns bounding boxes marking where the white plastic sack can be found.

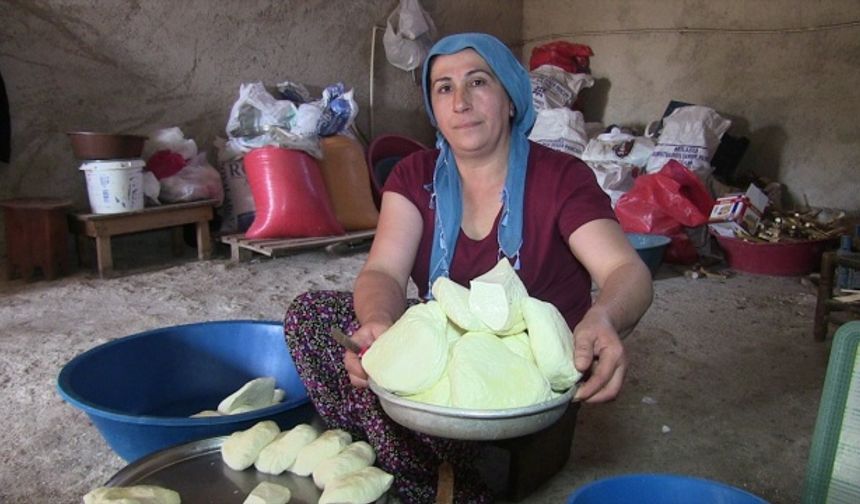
[530,64,594,111]
[214,137,255,234]
[528,108,588,157]
[581,128,655,207]
[159,153,224,206]
[581,128,655,168]
[383,0,436,72]
[645,105,731,179]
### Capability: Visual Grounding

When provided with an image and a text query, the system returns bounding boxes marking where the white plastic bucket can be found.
[80,159,145,214]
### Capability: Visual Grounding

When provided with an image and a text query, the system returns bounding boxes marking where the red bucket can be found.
[715,235,832,276]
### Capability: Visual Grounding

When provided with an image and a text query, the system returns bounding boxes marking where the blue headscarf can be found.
[421,33,536,297]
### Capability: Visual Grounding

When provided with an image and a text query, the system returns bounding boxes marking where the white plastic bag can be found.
[581,128,655,168]
[159,153,224,206]
[581,128,655,207]
[225,82,321,158]
[528,108,588,157]
[214,138,255,234]
[645,105,731,179]
[530,64,594,111]
[383,0,436,72]
[142,127,198,161]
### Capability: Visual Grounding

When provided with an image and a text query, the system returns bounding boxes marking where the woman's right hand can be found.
[344,320,391,388]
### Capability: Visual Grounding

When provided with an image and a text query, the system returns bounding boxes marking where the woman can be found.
[285,33,652,503]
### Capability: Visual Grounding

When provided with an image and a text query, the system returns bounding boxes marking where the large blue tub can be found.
[568,474,768,504]
[57,320,315,462]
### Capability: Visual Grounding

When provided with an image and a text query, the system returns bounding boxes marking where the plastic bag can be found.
[529,41,594,74]
[214,137,256,234]
[159,153,224,206]
[383,0,436,72]
[615,160,714,264]
[530,65,594,111]
[645,105,731,180]
[142,127,198,161]
[317,83,359,137]
[528,108,588,157]
[225,82,321,158]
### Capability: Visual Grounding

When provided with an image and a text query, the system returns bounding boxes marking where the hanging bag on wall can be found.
[382,0,437,72]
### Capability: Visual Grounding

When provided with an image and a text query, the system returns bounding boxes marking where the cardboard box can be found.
[708,184,769,238]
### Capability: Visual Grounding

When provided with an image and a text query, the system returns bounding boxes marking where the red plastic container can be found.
[715,235,831,276]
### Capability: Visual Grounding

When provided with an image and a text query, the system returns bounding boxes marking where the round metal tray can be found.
[369,380,574,441]
[104,436,323,503]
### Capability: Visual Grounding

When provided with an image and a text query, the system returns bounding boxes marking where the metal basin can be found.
[369,380,574,441]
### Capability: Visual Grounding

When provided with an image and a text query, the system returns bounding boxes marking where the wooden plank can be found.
[221,230,375,262]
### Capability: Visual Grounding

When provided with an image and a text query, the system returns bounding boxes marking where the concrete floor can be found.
[0,245,838,503]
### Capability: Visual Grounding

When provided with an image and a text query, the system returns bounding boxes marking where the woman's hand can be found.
[571,308,628,403]
[344,320,391,388]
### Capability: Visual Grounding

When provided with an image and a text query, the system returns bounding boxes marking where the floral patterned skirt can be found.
[283,290,492,504]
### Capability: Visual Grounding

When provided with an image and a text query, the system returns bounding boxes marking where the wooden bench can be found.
[69,199,216,278]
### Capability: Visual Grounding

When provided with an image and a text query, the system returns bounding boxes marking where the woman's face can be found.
[428,49,512,158]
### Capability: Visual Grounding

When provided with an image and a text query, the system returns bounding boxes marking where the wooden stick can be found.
[436,461,454,504]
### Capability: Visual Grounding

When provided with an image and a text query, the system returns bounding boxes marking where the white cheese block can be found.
[318,466,394,504]
[289,429,352,476]
[272,388,285,404]
[255,423,320,475]
[431,276,489,332]
[313,441,376,489]
[361,301,449,395]
[499,332,534,362]
[83,485,180,504]
[189,409,221,418]
[404,371,451,407]
[521,297,582,391]
[468,259,528,333]
[218,377,277,415]
[449,332,552,409]
[221,420,280,471]
[242,481,291,504]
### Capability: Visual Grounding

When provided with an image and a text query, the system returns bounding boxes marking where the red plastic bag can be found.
[243,146,345,239]
[615,160,714,264]
[529,41,594,74]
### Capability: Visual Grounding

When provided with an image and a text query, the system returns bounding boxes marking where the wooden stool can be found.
[68,199,216,278]
[1,198,72,281]
[813,251,860,340]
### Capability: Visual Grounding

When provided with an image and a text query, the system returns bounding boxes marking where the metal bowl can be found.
[369,380,574,441]
[67,131,147,160]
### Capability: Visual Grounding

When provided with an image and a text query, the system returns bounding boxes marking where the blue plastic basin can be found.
[567,474,769,504]
[627,233,672,276]
[57,320,314,462]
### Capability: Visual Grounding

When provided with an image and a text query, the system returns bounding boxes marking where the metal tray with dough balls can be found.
[103,436,392,503]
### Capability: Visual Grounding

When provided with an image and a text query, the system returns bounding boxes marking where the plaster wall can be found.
[0,0,521,243]
[523,0,860,211]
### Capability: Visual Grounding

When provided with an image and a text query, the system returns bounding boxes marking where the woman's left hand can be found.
[571,308,628,403]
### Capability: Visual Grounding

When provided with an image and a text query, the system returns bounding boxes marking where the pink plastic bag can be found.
[615,160,714,264]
